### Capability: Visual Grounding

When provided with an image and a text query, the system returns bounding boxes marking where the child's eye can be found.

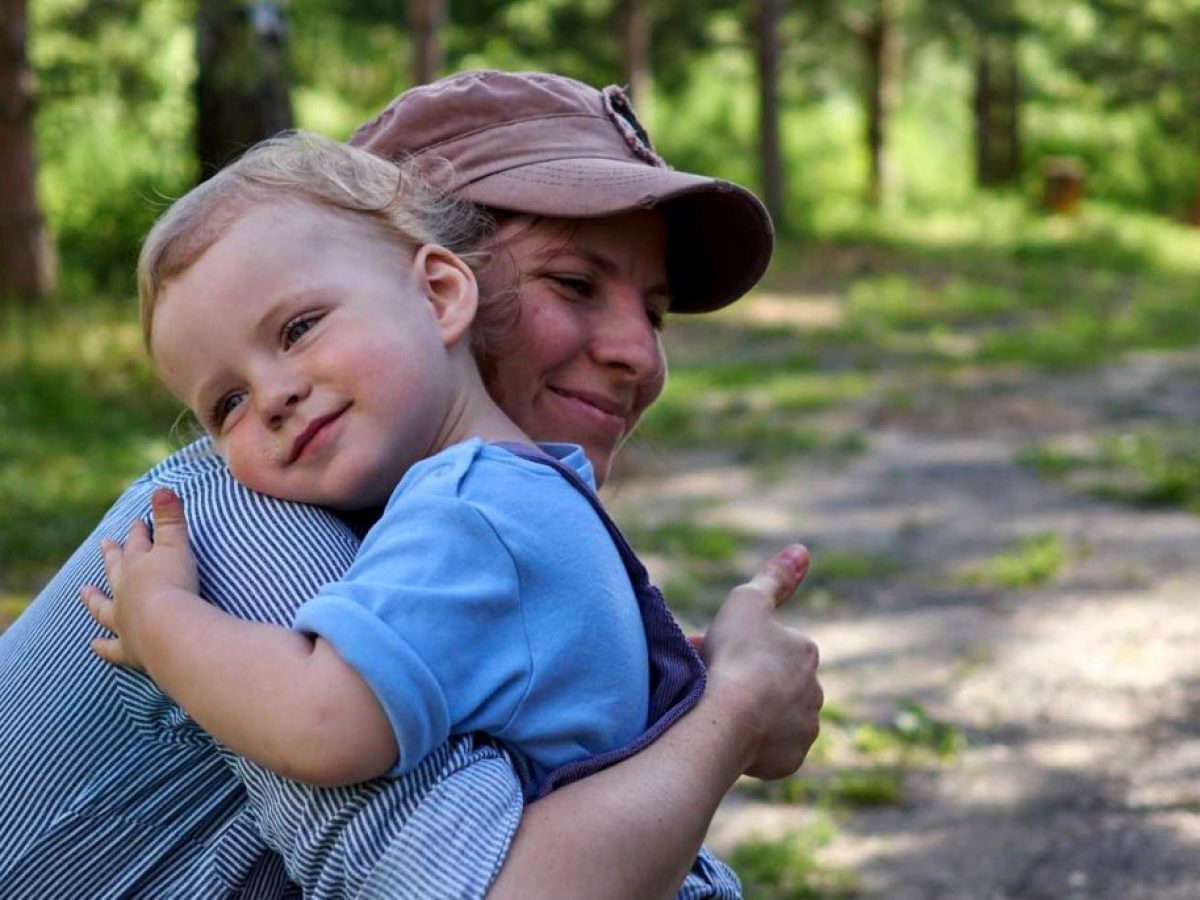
[210,391,246,429]
[646,305,666,332]
[283,314,320,348]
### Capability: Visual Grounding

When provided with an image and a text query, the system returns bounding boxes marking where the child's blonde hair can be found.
[138,131,498,354]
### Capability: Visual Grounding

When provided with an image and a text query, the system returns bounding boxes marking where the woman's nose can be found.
[592,292,664,383]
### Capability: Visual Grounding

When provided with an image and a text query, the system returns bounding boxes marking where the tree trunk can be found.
[620,0,651,110]
[755,0,785,229]
[195,0,293,180]
[408,0,445,86]
[862,0,899,208]
[974,34,1021,187]
[0,0,55,305]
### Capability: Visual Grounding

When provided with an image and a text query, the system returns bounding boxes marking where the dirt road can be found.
[613,343,1200,898]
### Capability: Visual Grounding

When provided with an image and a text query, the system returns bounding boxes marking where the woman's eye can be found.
[646,306,666,331]
[550,274,593,297]
[283,315,319,347]
[211,391,246,428]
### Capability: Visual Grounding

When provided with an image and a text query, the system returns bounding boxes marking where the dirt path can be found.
[613,345,1200,898]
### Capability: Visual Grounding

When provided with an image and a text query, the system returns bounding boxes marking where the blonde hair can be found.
[138,131,501,355]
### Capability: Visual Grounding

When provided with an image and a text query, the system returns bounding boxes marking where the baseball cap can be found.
[350,69,773,314]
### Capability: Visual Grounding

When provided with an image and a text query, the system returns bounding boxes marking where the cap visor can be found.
[461,158,773,312]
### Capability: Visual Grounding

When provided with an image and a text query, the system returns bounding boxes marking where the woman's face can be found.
[477,210,669,486]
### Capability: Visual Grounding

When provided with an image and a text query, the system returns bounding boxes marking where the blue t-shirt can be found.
[293,440,651,793]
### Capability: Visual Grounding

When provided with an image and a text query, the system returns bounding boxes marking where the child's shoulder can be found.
[388,440,591,511]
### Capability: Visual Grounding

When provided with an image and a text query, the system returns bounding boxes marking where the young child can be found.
[81,132,704,800]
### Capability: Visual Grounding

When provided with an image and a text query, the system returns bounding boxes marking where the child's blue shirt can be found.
[293,439,651,792]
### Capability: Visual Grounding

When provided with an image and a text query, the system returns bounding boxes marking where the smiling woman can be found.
[0,70,822,900]
[479,210,670,484]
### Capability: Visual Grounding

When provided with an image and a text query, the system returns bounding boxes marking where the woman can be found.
[0,71,822,899]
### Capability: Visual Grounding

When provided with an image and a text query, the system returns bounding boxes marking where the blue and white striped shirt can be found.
[0,440,741,898]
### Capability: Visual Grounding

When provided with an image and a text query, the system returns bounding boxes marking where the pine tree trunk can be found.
[862,0,898,208]
[755,0,785,229]
[0,0,55,304]
[620,0,651,109]
[975,35,1021,187]
[408,0,445,86]
[195,0,293,180]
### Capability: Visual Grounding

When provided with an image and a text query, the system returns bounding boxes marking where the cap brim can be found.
[456,158,773,314]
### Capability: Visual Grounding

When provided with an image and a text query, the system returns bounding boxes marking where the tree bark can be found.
[974,34,1021,187]
[620,0,651,110]
[862,0,899,208]
[195,0,293,180]
[0,0,55,304]
[408,0,445,86]
[755,0,785,229]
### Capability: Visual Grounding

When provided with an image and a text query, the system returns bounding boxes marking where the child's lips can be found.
[288,405,350,463]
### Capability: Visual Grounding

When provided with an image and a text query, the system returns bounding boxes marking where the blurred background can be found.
[4,1,1200,896]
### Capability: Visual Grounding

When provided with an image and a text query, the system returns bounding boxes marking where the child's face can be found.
[151,200,464,509]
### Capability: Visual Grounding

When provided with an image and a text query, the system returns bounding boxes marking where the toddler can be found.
[82,132,703,800]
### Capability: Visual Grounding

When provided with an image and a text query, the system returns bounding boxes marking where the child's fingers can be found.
[80,585,117,633]
[99,537,124,587]
[124,518,153,554]
[150,488,189,548]
[89,635,131,667]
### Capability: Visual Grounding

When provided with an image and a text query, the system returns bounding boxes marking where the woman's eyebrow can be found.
[546,249,669,294]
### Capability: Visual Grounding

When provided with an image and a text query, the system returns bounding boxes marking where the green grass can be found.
[745,700,965,810]
[964,533,1067,590]
[0,303,179,599]
[730,824,858,900]
[1022,429,1200,513]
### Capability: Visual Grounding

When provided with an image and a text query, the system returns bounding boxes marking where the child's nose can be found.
[260,375,311,428]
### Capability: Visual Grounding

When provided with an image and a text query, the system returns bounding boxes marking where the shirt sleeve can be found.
[123,454,525,898]
[678,846,743,899]
[293,494,531,776]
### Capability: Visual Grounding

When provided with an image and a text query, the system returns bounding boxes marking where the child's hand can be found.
[81,488,200,670]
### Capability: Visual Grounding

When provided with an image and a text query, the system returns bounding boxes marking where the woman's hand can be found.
[81,488,200,670]
[695,544,823,780]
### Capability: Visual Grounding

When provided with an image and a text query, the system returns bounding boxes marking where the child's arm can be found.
[81,488,398,787]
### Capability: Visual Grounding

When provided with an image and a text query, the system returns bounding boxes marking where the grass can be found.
[731,823,858,900]
[963,533,1067,590]
[0,303,179,599]
[1022,428,1200,513]
[744,700,966,810]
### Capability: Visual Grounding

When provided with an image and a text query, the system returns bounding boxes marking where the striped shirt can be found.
[0,439,741,899]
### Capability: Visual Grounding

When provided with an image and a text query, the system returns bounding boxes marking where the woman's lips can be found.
[288,406,349,463]
[548,386,627,423]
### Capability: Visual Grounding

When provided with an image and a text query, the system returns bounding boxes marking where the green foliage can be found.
[0,305,178,596]
[746,700,965,810]
[33,0,195,297]
[1022,428,1200,512]
[964,533,1066,589]
[730,825,858,900]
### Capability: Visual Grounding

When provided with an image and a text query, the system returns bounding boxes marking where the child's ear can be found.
[413,244,478,348]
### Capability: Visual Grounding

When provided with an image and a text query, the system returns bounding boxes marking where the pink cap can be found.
[351,70,773,313]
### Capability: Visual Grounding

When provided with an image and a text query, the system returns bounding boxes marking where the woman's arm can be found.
[83,488,398,786]
[490,545,822,899]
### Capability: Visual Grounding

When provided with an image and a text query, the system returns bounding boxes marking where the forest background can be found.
[4,1,1200,897]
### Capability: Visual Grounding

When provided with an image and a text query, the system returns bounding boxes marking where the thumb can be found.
[150,488,189,545]
[746,544,810,610]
